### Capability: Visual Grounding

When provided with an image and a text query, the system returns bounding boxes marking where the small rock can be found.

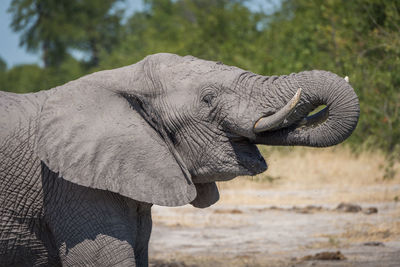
[213,209,242,214]
[363,207,378,214]
[306,205,322,211]
[291,206,310,214]
[296,209,310,214]
[300,251,346,261]
[363,241,385,247]
[336,202,362,213]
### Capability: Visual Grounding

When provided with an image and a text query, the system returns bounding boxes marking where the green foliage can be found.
[258,0,400,154]
[66,0,126,66]
[0,56,86,93]
[2,0,400,157]
[100,0,263,70]
[2,64,47,93]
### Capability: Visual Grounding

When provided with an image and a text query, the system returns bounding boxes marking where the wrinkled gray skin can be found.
[0,53,359,266]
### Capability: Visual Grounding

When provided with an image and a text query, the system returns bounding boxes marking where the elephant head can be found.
[37,53,359,208]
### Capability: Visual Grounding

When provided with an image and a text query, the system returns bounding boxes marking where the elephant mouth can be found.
[225,102,330,177]
[228,134,268,176]
[191,134,267,183]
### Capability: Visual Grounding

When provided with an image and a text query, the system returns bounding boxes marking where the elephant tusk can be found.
[344,76,349,83]
[298,106,329,127]
[253,88,302,133]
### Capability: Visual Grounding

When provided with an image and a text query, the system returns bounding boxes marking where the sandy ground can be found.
[148,147,400,266]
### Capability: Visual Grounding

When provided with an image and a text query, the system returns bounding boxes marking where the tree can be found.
[68,0,125,67]
[0,57,6,72]
[103,0,264,69]
[8,0,125,67]
[0,57,6,90]
[257,0,400,153]
[8,0,73,67]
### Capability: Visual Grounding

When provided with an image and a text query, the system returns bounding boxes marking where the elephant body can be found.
[0,91,152,266]
[0,53,359,266]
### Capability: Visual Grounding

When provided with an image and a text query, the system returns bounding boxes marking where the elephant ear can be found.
[190,182,219,208]
[37,76,196,207]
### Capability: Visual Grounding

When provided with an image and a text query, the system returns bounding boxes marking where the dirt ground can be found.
[148,147,400,267]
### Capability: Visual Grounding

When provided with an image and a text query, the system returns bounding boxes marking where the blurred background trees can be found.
[8,0,124,67]
[1,0,399,159]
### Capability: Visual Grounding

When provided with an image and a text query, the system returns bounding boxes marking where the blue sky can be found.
[0,0,39,67]
[0,0,277,68]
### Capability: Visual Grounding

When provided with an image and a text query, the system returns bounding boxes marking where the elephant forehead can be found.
[165,57,238,78]
[159,78,204,103]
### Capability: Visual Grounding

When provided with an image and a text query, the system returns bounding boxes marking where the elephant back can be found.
[0,91,48,139]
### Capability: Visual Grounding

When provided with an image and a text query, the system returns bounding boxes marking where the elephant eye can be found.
[201,90,217,107]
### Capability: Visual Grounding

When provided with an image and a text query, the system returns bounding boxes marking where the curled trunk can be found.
[254,70,359,147]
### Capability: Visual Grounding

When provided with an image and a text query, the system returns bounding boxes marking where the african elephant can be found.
[0,53,359,266]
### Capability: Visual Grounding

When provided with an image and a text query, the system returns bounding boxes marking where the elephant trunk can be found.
[253,70,359,147]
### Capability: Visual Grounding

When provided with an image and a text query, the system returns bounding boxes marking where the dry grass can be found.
[339,207,400,243]
[311,220,400,249]
[217,146,400,205]
[340,221,400,243]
